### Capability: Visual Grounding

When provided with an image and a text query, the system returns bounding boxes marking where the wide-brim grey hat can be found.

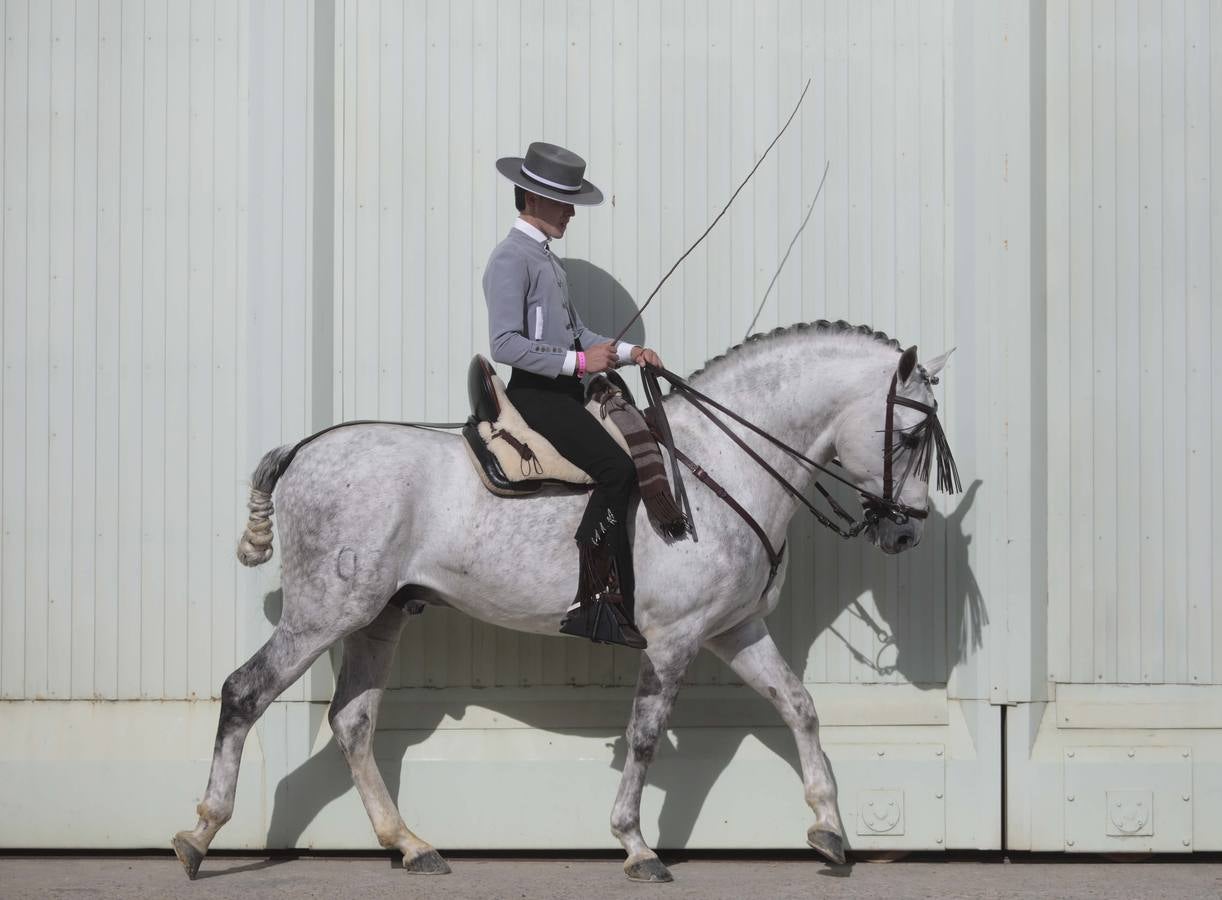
[496,141,604,206]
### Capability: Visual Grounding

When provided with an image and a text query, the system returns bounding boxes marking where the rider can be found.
[483,141,663,651]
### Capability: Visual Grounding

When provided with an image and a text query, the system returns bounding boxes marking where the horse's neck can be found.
[663,346,880,543]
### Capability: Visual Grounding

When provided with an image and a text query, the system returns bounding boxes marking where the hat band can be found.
[520,163,582,193]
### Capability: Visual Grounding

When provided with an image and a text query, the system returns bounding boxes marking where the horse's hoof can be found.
[403,848,452,875]
[807,828,847,866]
[625,856,674,883]
[171,834,205,880]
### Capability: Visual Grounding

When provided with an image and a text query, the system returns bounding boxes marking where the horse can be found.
[171,320,956,883]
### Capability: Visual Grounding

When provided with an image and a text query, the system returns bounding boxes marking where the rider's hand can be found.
[584,341,619,374]
[631,346,663,368]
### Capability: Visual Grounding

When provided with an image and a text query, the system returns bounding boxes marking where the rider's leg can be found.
[506,377,644,647]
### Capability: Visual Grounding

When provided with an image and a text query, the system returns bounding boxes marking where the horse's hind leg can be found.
[171,621,339,878]
[705,618,847,865]
[328,602,450,875]
[609,639,700,883]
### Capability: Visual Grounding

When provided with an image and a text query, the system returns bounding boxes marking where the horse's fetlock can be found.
[192,805,231,839]
[610,811,639,839]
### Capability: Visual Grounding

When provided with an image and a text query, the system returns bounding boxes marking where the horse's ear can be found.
[923,347,955,379]
[898,345,919,384]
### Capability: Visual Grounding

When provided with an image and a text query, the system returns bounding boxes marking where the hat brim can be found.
[496,157,605,206]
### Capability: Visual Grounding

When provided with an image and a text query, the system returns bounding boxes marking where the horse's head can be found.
[831,345,957,554]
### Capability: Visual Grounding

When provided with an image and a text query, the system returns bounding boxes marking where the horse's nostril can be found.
[896,533,912,549]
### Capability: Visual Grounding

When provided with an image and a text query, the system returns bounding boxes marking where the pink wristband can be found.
[576,351,586,377]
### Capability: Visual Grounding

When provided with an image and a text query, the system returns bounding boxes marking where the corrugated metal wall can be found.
[0,0,255,701]
[335,0,965,692]
[1045,0,1222,686]
[0,0,325,702]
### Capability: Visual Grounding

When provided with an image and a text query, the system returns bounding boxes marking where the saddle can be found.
[461,355,632,496]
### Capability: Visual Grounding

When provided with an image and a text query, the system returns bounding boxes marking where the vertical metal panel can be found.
[1213,0,1222,676]
[1047,0,1220,684]
[0,0,315,701]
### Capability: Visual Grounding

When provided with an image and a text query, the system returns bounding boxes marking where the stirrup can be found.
[558,592,648,650]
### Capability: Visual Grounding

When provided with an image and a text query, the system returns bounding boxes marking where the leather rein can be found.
[640,365,961,593]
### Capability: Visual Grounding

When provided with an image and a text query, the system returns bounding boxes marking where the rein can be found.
[641,364,960,557]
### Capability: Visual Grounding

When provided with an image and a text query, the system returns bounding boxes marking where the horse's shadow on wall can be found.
[262,260,986,852]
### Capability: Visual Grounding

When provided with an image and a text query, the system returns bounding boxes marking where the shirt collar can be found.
[513,217,549,245]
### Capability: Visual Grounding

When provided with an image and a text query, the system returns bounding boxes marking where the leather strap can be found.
[668,443,786,595]
[882,371,898,503]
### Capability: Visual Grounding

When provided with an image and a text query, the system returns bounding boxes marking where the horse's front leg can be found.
[610,638,700,883]
[705,618,847,865]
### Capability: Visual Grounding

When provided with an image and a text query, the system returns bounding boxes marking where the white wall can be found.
[0,0,257,702]
[1045,0,1222,687]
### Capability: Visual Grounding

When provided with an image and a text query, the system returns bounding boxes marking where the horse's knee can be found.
[218,667,265,735]
[627,722,662,764]
[329,702,372,759]
[791,694,819,733]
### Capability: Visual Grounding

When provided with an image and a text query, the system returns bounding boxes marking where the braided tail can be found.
[236,445,294,567]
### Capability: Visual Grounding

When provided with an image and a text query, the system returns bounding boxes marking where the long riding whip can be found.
[612,78,812,344]
[743,159,830,340]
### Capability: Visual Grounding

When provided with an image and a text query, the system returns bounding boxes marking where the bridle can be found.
[642,363,961,558]
[861,370,962,528]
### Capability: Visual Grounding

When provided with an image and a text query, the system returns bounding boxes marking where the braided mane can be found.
[685,319,904,382]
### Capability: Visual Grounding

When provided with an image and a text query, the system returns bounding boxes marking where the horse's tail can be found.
[236,444,294,567]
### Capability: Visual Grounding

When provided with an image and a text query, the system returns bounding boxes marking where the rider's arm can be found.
[569,307,636,365]
[483,246,571,378]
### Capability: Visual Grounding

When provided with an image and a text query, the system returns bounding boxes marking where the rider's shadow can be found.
[262,481,984,853]
[560,258,647,350]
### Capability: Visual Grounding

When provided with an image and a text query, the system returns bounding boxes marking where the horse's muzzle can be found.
[874,519,921,555]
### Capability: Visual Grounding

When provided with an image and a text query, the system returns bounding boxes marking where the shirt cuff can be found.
[616,342,638,364]
[561,350,578,376]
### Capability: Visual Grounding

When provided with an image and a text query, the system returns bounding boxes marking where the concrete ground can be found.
[3,854,1222,900]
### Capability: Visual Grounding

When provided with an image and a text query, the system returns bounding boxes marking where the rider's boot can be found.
[559,542,647,650]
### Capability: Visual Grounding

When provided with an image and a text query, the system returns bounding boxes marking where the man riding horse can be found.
[484,142,663,650]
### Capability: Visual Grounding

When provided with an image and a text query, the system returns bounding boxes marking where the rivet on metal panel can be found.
[936,837,943,844]
[936,749,943,757]
[1067,795,1074,802]
[935,793,944,799]
[1067,840,1075,847]
[877,750,885,757]
[1183,795,1191,802]
[1183,751,1191,758]
[1183,839,1191,847]
[1067,751,1075,758]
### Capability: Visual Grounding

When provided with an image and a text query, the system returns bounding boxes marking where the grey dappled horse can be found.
[172,321,953,883]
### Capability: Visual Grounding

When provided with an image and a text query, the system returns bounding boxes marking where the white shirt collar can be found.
[513,217,548,244]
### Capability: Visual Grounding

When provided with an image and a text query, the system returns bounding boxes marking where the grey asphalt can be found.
[2,854,1220,899]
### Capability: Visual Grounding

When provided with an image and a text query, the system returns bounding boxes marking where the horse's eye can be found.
[899,431,922,450]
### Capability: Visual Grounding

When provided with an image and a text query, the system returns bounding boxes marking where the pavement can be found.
[2,854,1222,899]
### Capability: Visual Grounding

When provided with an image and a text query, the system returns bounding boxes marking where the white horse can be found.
[172,320,954,883]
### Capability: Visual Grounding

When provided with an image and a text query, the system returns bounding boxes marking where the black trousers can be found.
[507,368,637,604]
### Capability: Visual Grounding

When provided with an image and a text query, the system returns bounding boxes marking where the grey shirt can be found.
[482,222,633,378]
